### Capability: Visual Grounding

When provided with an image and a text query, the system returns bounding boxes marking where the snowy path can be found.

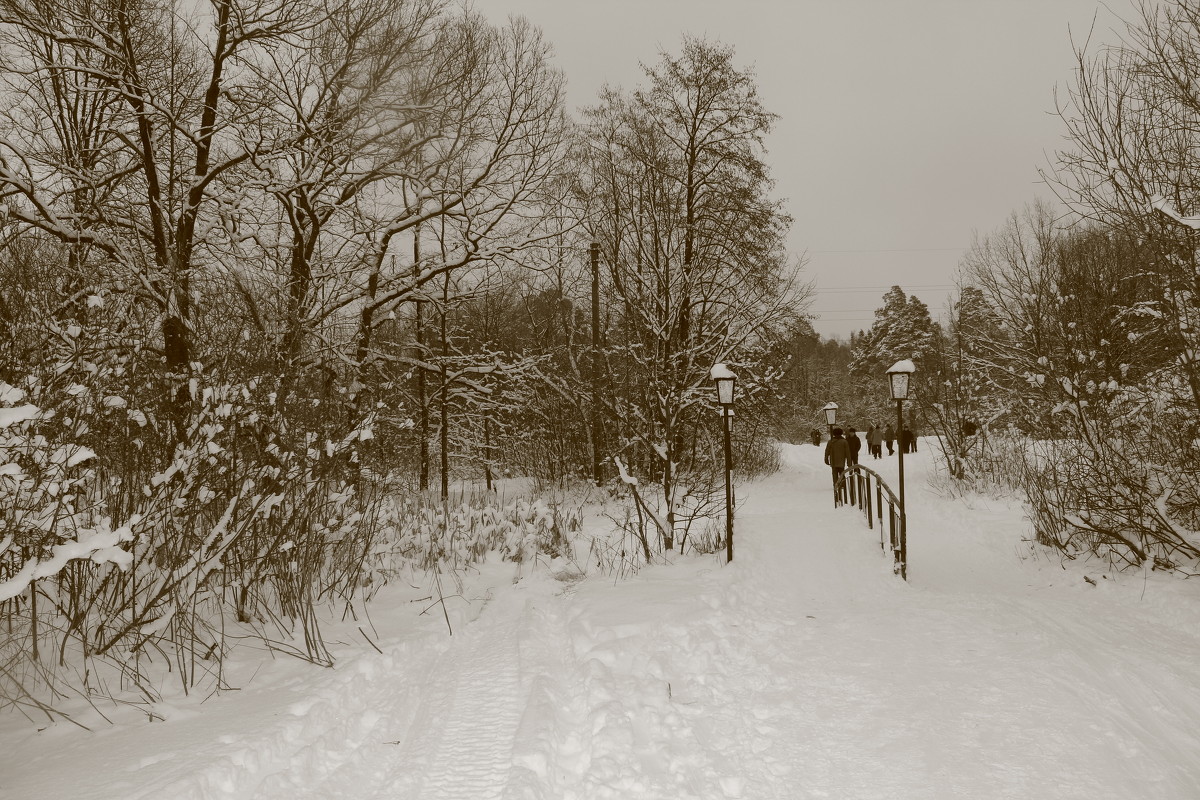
[5,442,1200,798]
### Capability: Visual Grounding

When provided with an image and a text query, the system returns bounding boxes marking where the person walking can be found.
[846,427,862,466]
[903,426,918,453]
[824,427,851,506]
[866,424,883,459]
[884,424,895,456]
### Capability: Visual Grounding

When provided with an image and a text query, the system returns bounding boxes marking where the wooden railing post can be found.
[876,482,884,548]
[888,501,896,553]
[865,474,873,530]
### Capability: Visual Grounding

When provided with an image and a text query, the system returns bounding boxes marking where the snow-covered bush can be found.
[1015,374,1200,569]
[0,381,132,615]
[953,192,1200,570]
[1,388,99,576]
[0,308,407,692]
[0,374,144,715]
[0,341,595,717]
[368,491,580,576]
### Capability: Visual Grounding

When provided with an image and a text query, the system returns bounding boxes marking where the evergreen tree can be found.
[849,286,939,377]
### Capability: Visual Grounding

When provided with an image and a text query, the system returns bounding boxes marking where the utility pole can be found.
[414,228,429,492]
[590,241,603,485]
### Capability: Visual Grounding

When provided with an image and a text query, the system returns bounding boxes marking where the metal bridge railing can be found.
[834,463,907,580]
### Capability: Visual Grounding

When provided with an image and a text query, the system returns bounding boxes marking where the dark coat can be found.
[824,436,850,468]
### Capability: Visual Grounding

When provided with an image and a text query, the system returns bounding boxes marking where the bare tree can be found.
[0,0,348,427]
[0,0,571,441]
[578,36,806,552]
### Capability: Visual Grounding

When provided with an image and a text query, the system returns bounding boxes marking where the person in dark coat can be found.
[810,428,822,446]
[846,427,862,465]
[824,427,850,505]
[884,424,895,456]
[902,427,917,453]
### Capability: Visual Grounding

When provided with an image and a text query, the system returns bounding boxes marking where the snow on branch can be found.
[1149,194,1200,229]
[0,403,40,428]
[614,456,638,486]
[0,521,135,603]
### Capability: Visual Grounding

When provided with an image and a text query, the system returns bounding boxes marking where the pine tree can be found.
[849,286,939,376]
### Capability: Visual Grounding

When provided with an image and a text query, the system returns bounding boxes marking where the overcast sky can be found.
[474,0,1127,338]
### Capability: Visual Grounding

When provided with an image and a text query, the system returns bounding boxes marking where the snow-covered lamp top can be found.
[710,363,737,405]
[886,359,916,401]
[822,401,838,425]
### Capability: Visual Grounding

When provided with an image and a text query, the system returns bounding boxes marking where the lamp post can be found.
[886,359,915,580]
[822,401,840,505]
[822,401,838,441]
[711,363,737,563]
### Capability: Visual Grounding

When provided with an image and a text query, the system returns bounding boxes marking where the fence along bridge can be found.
[835,464,907,581]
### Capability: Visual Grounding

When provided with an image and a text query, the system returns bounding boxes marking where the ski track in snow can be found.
[5,442,1200,799]
[384,603,524,799]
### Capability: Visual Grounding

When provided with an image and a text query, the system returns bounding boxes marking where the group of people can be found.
[819,423,919,498]
[810,424,918,460]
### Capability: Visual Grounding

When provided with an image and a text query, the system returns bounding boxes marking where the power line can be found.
[816,307,952,312]
[814,286,955,294]
[809,247,966,254]
[817,284,955,291]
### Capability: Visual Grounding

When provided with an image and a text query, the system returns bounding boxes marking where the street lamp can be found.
[822,401,838,441]
[711,363,737,563]
[886,359,915,580]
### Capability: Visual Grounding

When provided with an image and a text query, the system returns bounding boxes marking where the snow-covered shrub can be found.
[0,318,596,718]
[0,375,146,715]
[1016,374,1200,569]
[0,345,400,702]
[0,382,131,611]
[604,454,729,562]
[367,491,580,576]
[926,426,1028,501]
[952,200,1200,569]
[736,434,782,480]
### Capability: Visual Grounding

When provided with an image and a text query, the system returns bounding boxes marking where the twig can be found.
[358,626,384,655]
[433,570,453,636]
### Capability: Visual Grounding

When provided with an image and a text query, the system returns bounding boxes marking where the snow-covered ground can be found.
[5,441,1200,799]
